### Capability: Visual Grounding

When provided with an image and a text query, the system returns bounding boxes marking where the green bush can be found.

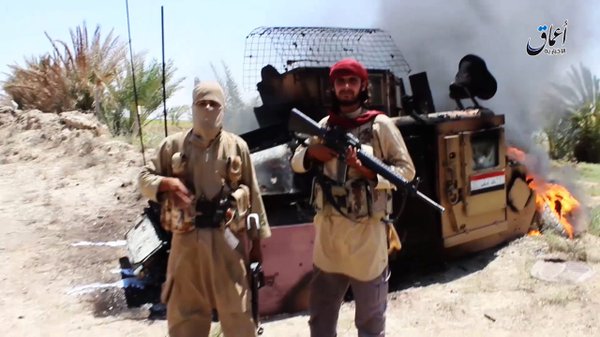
[545,64,600,163]
[98,53,185,136]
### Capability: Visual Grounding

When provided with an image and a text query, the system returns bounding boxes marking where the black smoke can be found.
[378,0,596,150]
[378,0,598,233]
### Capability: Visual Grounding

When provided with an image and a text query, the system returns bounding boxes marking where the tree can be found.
[3,22,126,113]
[168,105,190,126]
[210,62,259,134]
[544,64,600,163]
[4,55,72,112]
[99,53,185,135]
[2,22,186,137]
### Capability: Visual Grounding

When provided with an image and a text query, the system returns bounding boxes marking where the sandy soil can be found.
[0,108,599,337]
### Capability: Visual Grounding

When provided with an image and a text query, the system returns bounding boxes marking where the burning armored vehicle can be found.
[122,26,538,318]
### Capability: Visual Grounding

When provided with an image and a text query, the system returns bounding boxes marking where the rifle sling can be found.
[315,173,353,220]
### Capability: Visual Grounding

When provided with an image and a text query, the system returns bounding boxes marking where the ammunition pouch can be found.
[311,175,393,220]
[372,184,394,218]
[226,184,251,233]
[159,193,195,233]
[311,176,370,220]
[195,197,230,229]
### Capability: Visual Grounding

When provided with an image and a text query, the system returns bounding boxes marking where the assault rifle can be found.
[288,108,445,213]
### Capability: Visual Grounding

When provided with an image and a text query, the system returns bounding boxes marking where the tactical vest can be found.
[310,118,393,221]
[160,131,252,234]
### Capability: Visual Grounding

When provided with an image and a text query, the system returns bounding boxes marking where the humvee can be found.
[123,26,537,318]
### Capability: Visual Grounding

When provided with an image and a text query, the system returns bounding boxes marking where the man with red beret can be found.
[291,58,416,337]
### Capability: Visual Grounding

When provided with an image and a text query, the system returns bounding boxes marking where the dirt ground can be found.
[1,108,599,337]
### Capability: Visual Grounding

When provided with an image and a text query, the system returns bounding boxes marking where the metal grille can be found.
[243,26,411,90]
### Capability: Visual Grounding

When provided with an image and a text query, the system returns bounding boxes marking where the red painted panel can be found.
[258,223,315,316]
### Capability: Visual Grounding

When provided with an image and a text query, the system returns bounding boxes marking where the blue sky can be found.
[0,0,381,109]
[1,0,599,116]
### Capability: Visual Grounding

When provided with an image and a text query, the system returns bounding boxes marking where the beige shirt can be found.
[139,129,271,240]
[291,111,415,281]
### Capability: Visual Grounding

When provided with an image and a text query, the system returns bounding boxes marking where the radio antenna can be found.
[125,0,146,165]
[161,6,168,137]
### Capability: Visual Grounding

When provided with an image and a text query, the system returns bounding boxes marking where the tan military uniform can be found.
[291,110,415,282]
[139,129,270,337]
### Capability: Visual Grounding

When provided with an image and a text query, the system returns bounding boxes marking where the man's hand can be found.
[306,144,338,163]
[159,177,193,208]
[249,239,263,264]
[345,146,376,180]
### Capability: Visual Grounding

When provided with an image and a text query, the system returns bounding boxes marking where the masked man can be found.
[290,59,415,337]
[139,81,271,337]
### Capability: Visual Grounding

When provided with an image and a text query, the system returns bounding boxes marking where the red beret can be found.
[329,58,368,84]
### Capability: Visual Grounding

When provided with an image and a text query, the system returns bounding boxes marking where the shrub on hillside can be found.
[2,22,185,138]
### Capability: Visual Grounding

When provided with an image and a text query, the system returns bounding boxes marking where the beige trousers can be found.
[162,228,256,337]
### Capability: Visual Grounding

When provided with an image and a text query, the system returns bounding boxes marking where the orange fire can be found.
[508,147,579,239]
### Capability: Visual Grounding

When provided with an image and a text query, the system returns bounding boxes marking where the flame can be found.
[528,229,541,236]
[508,147,579,239]
[529,180,579,239]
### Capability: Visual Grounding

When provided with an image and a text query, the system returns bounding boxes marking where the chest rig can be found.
[310,119,393,221]
[160,132,251,234]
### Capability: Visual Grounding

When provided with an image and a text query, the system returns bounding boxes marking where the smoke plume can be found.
[378,0,598,233]
[378,0,596,148]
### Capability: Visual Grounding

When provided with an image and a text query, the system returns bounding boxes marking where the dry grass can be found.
[576,163,600,236]
[128,119,192,150]
[3,22,126,113]
[4,56,73,112]
[542,232,588,261]
[589,207,600,236]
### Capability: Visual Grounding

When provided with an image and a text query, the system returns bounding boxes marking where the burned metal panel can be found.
[253,66,330,130]
[388,121,445,278]
[253,66,399,131]
[251,144,299,196]
[433,113,505,134]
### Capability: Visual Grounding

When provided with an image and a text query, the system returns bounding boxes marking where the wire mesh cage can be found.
[243,26,411,90]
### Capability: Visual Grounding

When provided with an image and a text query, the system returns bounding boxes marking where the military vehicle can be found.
[122,26,538,319]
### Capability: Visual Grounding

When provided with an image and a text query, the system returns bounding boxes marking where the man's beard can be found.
[337,94,361,107]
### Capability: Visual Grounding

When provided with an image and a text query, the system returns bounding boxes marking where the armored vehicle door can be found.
[439,118,508,248]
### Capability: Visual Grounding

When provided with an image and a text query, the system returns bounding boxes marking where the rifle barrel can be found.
[289,108,445,213]
[357,151,445,213]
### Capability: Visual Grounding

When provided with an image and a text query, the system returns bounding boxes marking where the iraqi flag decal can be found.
[470,171,505,195]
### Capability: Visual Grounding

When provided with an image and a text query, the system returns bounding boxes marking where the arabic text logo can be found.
[527,20,568,56]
